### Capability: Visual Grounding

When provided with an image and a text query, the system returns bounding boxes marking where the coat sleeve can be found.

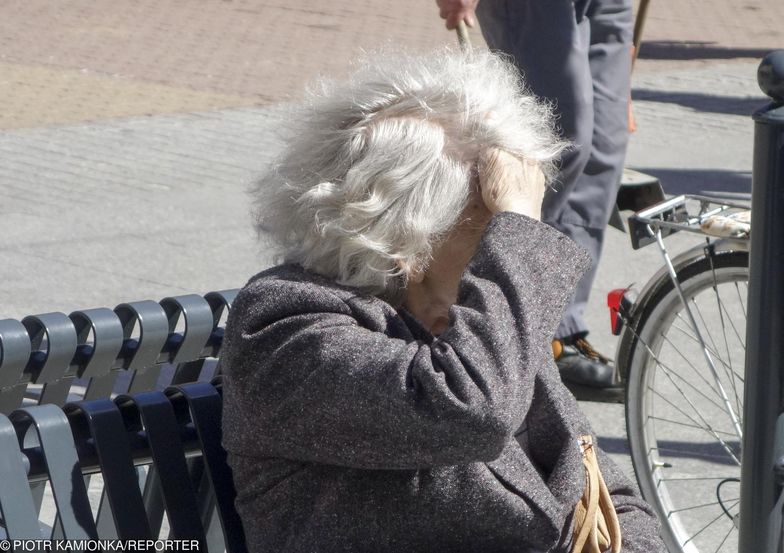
[221,212,590,470]
[526,361,668,553]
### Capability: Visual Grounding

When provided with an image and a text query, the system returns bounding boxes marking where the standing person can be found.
[436,0,632,400]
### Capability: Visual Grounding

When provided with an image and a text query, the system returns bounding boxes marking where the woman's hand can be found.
[435,0,479,30]
[478,148,545,220]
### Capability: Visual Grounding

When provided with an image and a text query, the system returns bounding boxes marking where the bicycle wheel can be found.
[624,249,748,553]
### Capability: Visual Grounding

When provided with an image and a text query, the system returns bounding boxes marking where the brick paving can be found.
[2,0,782,129]
[633,0,784,71]
[0,0,465,128]
[0,61,254,129]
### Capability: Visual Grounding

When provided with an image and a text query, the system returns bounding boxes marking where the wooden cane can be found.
[632,0,652,68]
[456,20,472,52]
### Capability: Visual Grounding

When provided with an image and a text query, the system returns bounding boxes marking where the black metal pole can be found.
[739,50,784,553]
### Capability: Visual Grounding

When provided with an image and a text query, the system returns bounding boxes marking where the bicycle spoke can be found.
[658,325,723,399]
[719,298,746,354]
[713,518,738,553]
[690,298,722,361]
[649,361,728,414]
[670,309,745,433]
[672,308,731,367]
[725,499,740,511]
[735,282,747,319]
[669,315,745,429]
[707,276,747,358]
[626,293,738,407]
[649,415,708,431]
[648,341,742,450]
[719,313,745,421]
[669,499,734,514]
[682,502,738,545]
[650,388,732,438]
[647,363,742,464]
[721,499,740,517]
[635,327,742,462]
[650,374,739,448]
[671,316,736,381]
[648,414,739,441]
[703,284,745,420]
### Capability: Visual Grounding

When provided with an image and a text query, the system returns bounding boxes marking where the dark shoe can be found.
[553,336,625,403]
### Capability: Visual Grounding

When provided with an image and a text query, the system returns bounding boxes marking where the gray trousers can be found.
[476,0,633,339]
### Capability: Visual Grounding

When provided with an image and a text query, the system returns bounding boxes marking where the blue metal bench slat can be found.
[141,468,167,539]
[171,359,208,386]
[64,399,152,540]
[115,391,207,547]
[2,381,247,550]
[168,381,247,553]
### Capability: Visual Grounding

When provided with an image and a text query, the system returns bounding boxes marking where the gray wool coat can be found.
[221,213,666,553]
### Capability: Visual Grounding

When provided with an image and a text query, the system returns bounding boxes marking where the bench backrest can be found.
[0,290,238,414]
[0,380,247,552]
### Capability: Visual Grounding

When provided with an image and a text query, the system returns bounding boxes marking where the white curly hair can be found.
[252,47,567,301]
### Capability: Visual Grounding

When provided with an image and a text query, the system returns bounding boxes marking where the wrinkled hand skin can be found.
[478,148,545,221]
[435,0,479,30]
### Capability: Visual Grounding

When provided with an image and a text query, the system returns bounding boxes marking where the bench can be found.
[0,291,246,552]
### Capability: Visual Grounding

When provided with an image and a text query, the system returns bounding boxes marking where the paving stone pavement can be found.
[0,0,782,519]
[0,105,283,315]
[0,0,465,128]
[2,0,781,127]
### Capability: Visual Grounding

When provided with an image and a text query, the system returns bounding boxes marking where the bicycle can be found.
[609,194,751,553]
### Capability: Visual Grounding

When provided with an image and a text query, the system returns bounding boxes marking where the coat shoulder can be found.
[228,265,345,330]
[228,264,403,336]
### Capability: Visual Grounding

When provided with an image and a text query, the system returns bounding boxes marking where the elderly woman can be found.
[221,49,665,552]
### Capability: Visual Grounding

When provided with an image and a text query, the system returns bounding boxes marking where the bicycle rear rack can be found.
[628,194,751,250]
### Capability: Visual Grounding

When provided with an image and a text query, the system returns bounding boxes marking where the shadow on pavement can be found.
[632,89,768,116]
[638,41,775,61]
[596,436,630,455]
[597,436,741,466]
[632,168,752,198]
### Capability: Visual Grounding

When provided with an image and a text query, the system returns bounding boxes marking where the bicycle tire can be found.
[623,250,748,553]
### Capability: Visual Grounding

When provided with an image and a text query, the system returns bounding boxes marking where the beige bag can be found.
[571,435,622,553]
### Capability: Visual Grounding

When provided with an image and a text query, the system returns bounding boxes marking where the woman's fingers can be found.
[478,148,545,220]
